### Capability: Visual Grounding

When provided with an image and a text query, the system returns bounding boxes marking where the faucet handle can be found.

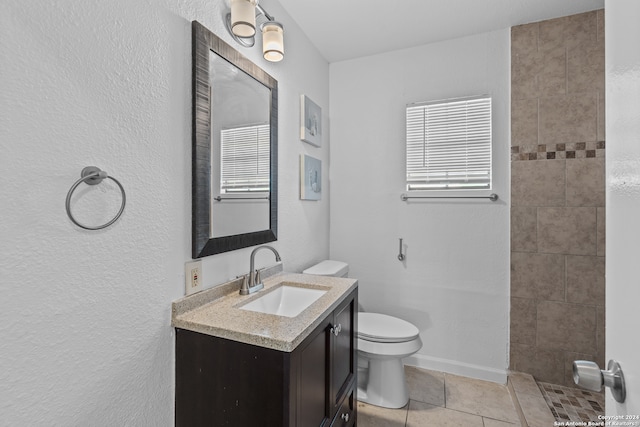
[255,269,262,285]
[239,274,250,295]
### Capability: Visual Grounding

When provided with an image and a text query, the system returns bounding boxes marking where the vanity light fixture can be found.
[226,0,285,62]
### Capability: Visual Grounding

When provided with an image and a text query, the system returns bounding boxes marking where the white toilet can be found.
[302,260,423,409]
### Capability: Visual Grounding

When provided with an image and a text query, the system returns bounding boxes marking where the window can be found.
[406,96,492,191]
[220,124,270,193]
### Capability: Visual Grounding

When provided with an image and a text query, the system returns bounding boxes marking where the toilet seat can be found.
[358,335,423,358]
[357,312,420,343]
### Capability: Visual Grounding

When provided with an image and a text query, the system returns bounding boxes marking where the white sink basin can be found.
[239,284,327,317]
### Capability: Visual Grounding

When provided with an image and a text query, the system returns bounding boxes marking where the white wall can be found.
[0,0,329,424]
[329,30,511,382]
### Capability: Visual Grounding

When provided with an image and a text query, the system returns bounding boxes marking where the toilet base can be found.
[357,357,409,409]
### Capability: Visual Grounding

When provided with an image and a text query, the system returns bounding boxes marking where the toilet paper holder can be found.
[573,359,626,403]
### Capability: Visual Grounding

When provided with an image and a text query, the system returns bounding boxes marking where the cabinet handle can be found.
[341,412,349,422]
[330,323,342,337]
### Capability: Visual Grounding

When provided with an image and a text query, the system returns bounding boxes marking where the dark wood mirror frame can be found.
[192,21,278,258]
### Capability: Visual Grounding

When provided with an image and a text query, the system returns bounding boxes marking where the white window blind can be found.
[406,96,492,190]
[220,124,270,193]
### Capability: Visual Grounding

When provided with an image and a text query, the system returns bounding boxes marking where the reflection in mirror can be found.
[209,52,270,238]
[192,21,278,258]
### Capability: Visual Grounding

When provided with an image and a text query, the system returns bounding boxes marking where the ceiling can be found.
[277,0,604,63]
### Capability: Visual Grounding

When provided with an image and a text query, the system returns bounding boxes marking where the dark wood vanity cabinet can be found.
[175,288,357,427]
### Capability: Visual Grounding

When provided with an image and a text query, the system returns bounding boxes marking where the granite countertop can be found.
[171,270,358,352]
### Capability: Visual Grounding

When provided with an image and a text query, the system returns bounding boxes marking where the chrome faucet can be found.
[240,245,282,295]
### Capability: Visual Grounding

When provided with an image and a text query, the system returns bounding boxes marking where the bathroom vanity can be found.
[172,272,358,426]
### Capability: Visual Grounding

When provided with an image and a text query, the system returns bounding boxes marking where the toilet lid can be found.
[358,312,420,343]
[302,260,348,277]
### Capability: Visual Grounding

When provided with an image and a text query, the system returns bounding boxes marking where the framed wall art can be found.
[300,94,322,147]
[300,154,322,200]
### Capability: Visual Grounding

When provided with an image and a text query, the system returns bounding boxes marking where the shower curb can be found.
[507,375,528,427]
[507,371,557,427]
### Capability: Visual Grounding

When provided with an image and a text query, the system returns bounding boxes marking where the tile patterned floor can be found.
[361,367,610,427]
[358,366,521,426]
[538,381,605,424]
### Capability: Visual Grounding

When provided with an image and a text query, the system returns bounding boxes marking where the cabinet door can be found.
[298,317,332,427]
[330,291,356,409]
[175,329,289,427]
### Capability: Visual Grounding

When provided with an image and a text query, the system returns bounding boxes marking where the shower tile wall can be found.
[510,10,605,387]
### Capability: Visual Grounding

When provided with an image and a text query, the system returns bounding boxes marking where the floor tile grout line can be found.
[443,372,448,408]
[404,400,409,427]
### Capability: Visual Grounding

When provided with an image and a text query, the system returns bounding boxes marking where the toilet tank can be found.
[302,260,349,278]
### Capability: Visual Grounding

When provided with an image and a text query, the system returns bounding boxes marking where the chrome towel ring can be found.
[65,166,126,230]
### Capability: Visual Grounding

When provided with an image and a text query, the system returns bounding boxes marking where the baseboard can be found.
[404,353,508,384]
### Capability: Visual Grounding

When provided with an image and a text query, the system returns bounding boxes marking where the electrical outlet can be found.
[185,260,203,295]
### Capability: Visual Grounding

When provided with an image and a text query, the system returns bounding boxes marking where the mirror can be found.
[192,21,278,258]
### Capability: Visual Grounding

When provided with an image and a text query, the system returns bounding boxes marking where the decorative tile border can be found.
[511,141,605,161]
[538,381,604,423]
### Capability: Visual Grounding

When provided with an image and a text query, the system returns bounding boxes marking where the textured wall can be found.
[0,0,329,424]
[509,10,606,387]
[330,30,511,383]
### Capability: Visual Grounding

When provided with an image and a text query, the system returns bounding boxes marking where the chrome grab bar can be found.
[401,193,498,202]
